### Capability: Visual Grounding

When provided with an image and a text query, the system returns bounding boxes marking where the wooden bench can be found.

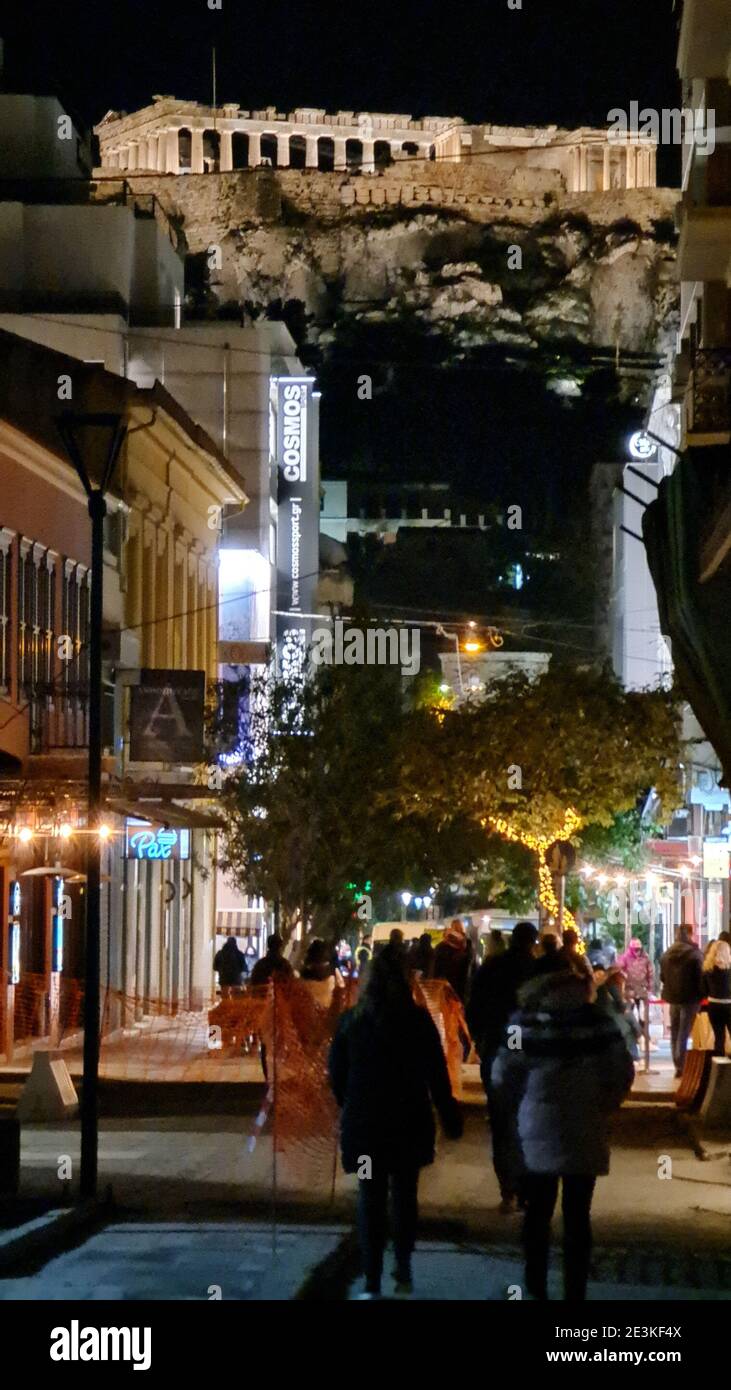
[675,1049,713,1111]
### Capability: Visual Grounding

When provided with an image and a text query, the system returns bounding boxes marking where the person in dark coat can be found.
[249,933,294,986]
[432,919,473,1002]
[329,945,463,1299]
[467,920,538,1211]
[407,932,434,979]
[660,926,704,1077]
[250,933,293,1081]
[492,970,634,1301]
[214,936,248,988]
[533,930,564,975]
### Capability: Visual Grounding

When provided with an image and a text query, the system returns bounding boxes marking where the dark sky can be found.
[3,0,681,138]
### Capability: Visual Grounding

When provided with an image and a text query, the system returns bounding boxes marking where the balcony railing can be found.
[28,689,89,755]
[688,348,731,437]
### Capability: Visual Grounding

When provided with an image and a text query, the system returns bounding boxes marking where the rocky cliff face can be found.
[119,165,679,384]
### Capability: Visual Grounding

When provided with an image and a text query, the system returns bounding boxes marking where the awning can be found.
[216,909,265,936]
[104,797,227,830]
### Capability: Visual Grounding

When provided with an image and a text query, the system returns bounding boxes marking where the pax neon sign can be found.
[125,819,190,861]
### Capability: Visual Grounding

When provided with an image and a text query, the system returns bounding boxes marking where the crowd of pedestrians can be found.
[327,919,731,1302]
[218,917,729,1301]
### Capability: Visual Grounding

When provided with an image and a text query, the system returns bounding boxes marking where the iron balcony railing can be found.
[28,688,89,754]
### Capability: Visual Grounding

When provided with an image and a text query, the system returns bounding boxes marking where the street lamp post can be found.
[56,413,127,1201]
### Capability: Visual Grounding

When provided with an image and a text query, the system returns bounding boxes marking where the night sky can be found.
[2,0,683,617]
[4,0,680,143]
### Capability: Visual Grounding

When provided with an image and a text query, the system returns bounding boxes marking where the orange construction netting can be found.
[2,968,470,1196]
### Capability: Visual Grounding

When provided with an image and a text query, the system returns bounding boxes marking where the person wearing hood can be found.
[433,919,473,1002]
[214,936,248,989]
[617,938,653,1026]
[660,926,704,1078]
[467,920,538,1212]
[492,969,634,1301]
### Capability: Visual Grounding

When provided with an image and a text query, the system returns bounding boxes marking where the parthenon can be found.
[94,98,658,192]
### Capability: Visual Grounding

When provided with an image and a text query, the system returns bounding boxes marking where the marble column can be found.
[127,143,139,172]
[626,144,637,189]
[117,146,129,171]
[107,149,119,170]
[419,142,432,162]
[220,129,233,172]
[276,132,290,167]
[389,140,402,163]
[603,143,612,191]
[361,138,375,173]
[305,134,319,168]
[248,131,261,167]
[648,145,657,187]
[191,129,204,173]
[156,135,167,173]
[579,145,589,192]
[166,129,180,175]
[333,136,347,171]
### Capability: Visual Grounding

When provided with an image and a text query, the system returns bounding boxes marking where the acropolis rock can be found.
[92,100,679,397]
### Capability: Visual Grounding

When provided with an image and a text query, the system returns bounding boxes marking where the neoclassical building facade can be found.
[95,97,657,193]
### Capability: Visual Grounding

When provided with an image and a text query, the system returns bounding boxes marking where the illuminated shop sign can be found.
[129,670,206,764]
[9,880,20,985]
[53,876,64,973]
[275,378,319,673]
[124,819,191,862]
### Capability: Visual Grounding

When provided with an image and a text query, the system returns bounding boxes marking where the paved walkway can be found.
[1,1219,729,1301]
[0,1222,345,1300]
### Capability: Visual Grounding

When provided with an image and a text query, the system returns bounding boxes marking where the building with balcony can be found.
[0,331,247,1055]
[642,0,731,937]
[675,0,731,444]
[1,90,327,971]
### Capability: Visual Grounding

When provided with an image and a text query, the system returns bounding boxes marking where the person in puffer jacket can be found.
[491,969,634,1302]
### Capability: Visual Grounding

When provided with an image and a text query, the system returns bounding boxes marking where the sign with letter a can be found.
[129,669,206,763]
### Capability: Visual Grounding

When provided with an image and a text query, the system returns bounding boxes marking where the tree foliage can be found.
[395,666,682,844]
[219,662,682,945]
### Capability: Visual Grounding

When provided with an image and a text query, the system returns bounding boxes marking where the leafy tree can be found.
[219,661,682,946]
[218,663,483,948]
[393,666,682,925]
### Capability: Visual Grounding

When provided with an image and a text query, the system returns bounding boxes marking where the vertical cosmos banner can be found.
[275,377,319,680]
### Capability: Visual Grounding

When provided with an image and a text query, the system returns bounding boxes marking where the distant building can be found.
[94,97,657,193]
[438,648,550,704]
[0,89,327,1006]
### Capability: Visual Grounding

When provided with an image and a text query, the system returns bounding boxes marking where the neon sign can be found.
[124,819,191,861]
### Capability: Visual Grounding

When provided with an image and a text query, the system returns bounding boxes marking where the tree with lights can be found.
[394,666,683,930]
